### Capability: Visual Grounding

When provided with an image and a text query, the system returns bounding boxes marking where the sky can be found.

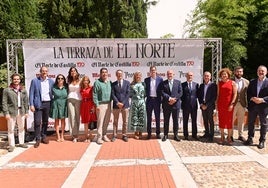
[146,0,198,38]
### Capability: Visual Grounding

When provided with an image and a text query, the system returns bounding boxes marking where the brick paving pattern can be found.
[0,127,268,187]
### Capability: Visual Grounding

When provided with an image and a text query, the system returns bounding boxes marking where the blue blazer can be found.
[29,76,54,108]
[181,81,199,110]
[160,79,182,109]
[197,82,217,110]
[247,77,268,112]
[144,76,163,104]
[111,79,130,109]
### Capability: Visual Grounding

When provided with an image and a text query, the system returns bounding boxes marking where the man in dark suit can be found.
[244,65,268,149]
[197,71,217,142]
[181,72,199,140]
[111,69,130,142]
[144,66,163,139]
[160,69,182,142]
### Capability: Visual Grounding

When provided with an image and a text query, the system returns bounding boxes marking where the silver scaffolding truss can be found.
[6,38,222,84]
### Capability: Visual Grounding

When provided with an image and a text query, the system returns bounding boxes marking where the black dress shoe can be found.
[244,138,253,146]
[208,137,214,142]
[111,136,116,142]
[200,134,209,138]
[162,135,167,142]
[174,135,181,141]
[192,135,199,140]
[147,134,151,140]
[156,134,161,139]
[122,135,128,142]
[34,140,40,148]
[257,141,265,149]
[184,136,189,140]
[238,136,246,142]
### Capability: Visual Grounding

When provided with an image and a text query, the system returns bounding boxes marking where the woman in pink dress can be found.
[216,68,237,145]
[80,76,97,142]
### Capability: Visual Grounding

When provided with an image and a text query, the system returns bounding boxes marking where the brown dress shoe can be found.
[41,138,49,144]
[34,140,41,148]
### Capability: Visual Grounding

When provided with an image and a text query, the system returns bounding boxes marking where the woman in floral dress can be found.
[128,71,147,139]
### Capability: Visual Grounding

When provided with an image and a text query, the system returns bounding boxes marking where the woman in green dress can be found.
[50,74,68,142]
[128,71,147,139]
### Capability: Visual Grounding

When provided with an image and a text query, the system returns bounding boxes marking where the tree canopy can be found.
[185,0,268,79]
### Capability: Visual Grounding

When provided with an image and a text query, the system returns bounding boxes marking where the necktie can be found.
[119,81,122,89]
[169,80,173,91]
[189,82,192,91]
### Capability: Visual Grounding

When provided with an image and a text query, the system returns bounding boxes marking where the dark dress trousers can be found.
[181,81,199,138]
[247,78,268,142]
[160,79,183,136]
[144,76,163,136]
[197,82,217,139]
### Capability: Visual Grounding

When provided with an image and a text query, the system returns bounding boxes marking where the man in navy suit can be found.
[244,65,268,149]
[111,69,130,142]
[144,66,163,139]
[181,72,199,140]
[197,71,217,142]
[160,69,182,142]
[29,66,54,148]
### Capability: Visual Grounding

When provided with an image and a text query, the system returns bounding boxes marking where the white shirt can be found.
[68,83,82,100]
[150,77,157,97]
[41,77,51,101]
[235,77,243,93]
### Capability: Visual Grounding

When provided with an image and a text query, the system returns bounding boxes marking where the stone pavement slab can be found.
[1,130,268,187]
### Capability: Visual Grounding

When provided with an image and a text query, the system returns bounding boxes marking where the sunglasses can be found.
[57,77,64,80]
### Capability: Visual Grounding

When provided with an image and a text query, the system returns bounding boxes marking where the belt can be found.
[42,101,50,103]
[150,96,157,99]
[82,98,92,102]
[18,107,22,109]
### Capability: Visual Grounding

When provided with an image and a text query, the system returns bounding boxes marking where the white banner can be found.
[22,39,204,131]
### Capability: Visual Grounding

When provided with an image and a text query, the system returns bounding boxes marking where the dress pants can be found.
[7,113,26,147]
[34,101,50,141]
[113,108,129,136]
[97,103,111,138]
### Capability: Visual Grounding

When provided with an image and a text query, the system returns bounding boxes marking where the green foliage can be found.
[0,63,8,88]
[185,0,268,79]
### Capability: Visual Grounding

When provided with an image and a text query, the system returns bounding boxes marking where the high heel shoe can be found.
[134,132,139,139]
[227,136,233,146]
[218,136,225,145]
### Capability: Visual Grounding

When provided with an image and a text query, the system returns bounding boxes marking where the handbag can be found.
[89,121,97,130]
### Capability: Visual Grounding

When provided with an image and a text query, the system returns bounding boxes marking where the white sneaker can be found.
[103,135,111,142]
[96,138,104,145]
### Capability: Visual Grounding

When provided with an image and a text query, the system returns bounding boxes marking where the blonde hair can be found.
[80,76,91,89]
[131,71,142,84]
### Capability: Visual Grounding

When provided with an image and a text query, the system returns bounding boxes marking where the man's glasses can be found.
[57,77,64,80]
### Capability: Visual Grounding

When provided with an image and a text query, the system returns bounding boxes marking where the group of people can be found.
[2,65,268,152]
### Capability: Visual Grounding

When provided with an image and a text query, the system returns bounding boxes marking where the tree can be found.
[185,0,268,79]
[0,0,45,65]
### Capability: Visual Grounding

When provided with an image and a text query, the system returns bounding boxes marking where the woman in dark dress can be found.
[50,74,68,142]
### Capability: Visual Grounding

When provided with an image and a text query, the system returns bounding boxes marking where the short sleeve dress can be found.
[50,85,68,119]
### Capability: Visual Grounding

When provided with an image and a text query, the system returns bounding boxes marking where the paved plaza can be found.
[0,125,268,188]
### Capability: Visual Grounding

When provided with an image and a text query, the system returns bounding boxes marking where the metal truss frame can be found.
[6,38,222,84]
